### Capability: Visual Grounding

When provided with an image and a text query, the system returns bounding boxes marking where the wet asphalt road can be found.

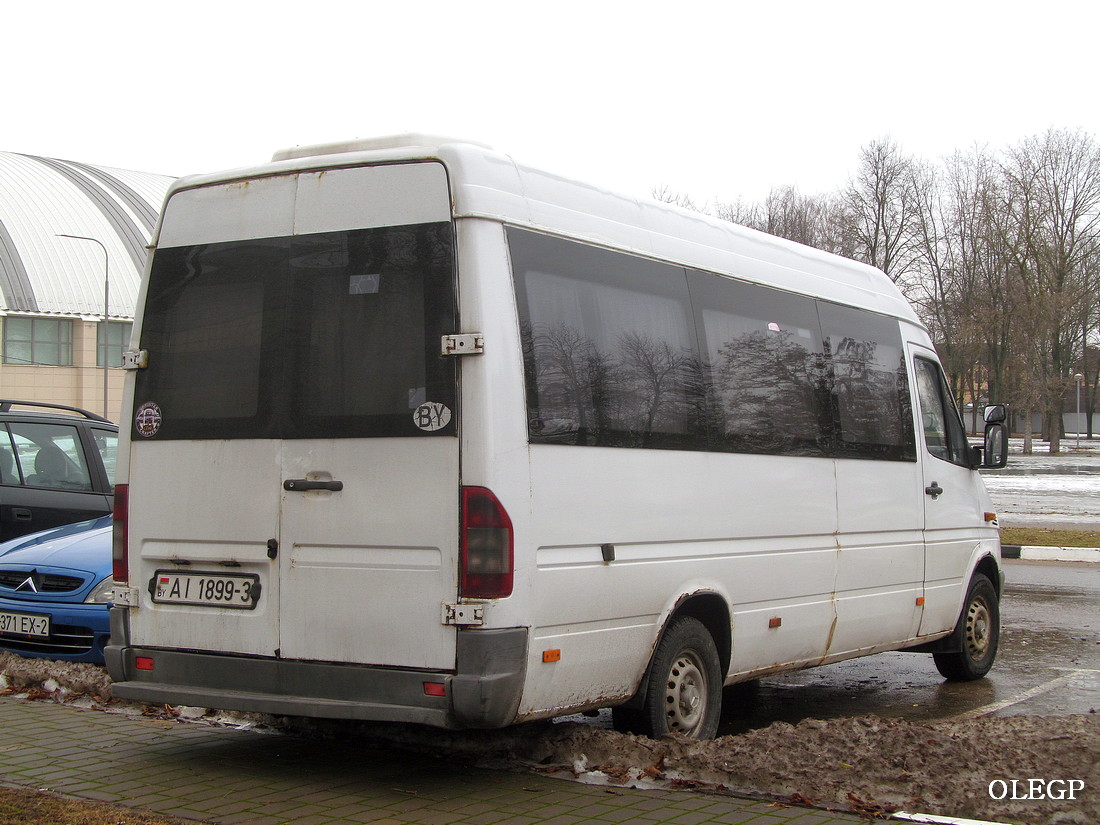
[712,559,1100,735]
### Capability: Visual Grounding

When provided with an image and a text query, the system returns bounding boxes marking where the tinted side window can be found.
[818,303,916,461]
[690,270,829,456]
[914,358,970,466]
[509,227,917,462]
[510,228,702,450]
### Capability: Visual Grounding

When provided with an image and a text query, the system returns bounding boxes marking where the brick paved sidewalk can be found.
[0,696,865,825]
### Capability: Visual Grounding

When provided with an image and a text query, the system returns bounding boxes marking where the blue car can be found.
[0,515,113,664]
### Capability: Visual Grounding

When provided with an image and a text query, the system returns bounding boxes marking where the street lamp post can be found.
[1075,373,1085,449]
[56,234,110,419]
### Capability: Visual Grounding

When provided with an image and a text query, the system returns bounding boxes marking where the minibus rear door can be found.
[128,163,461,671]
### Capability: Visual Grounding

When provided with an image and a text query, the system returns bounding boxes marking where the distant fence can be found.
[964,408,1098,437]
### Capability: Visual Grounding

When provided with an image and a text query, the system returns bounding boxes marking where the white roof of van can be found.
[168,135,920,325]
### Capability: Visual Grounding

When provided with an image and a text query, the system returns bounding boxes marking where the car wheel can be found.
[933,573,999,681]
[631,616,722,739]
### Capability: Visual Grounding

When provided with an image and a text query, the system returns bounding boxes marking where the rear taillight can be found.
[112,483,129,584]
[460,486,513,599]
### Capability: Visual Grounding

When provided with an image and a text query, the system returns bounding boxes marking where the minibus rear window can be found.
[134,222,456,440]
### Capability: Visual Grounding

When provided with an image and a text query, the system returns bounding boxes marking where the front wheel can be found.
[617,616,722,739]
[933,573,1000,681]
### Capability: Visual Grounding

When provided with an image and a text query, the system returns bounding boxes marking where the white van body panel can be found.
[108,138,1001,731]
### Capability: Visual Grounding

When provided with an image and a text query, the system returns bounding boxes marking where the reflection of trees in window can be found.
[511,228,917,460]
[829,336,913,458]
[525,323,697,448]
[617,331,691,445]
[712,329,827,455]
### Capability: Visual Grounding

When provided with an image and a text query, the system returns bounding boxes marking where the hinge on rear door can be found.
[441,333,484,356]
[112,586,141,607]
[122,349,149,369]
[442,603,484,626]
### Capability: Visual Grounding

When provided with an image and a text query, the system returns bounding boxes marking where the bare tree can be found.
[998,129,1100,452]
[840,137,919,281]
[650,184,705,213]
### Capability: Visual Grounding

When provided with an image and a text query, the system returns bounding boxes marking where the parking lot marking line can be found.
[892,810,1015,825]
[949,671,1082,720]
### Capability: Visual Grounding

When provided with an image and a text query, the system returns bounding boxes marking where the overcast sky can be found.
[6,1,1097,204]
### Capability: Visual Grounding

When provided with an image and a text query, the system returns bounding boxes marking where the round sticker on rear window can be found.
[135,402,163,437]
[413,402,451,432]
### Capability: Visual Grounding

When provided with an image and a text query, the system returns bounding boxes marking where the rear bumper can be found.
[105,607,527,729]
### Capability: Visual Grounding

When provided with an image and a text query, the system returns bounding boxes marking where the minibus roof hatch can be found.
[271,134,492,162]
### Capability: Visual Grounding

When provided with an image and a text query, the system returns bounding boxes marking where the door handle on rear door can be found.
[283,479,344,492]
[925,482,944,499]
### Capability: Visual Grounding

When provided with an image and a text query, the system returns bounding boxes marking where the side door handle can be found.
[925,482,944,500]
[283,479,344,492]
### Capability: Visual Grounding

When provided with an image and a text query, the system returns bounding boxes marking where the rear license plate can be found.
[0,610,49,638]
[150,571,260,609]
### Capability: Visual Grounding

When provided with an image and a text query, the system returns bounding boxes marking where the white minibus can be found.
[106,135,1008,739]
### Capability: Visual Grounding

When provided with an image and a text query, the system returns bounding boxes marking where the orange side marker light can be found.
[543,649,561,663]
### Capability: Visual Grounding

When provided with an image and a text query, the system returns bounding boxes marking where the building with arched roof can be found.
[0,152,174,422]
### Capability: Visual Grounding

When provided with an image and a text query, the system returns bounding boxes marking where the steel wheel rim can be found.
[663,649,708,734]
[965,595,992,660]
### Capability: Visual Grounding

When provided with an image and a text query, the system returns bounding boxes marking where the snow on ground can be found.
[980,440,1100,529]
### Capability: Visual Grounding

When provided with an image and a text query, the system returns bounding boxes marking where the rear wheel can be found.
[616,616,722,739]
[933,573,999,681]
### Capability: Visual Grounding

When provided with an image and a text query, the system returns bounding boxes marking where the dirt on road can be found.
[1,653,1095,825]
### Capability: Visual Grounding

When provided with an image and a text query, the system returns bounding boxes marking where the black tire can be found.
[933,573,1000,681]
[623,616,723,739]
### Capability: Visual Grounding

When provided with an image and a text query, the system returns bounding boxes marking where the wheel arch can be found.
[973,553,1002,596]
[617,589,732,712]
[670,591,732,679]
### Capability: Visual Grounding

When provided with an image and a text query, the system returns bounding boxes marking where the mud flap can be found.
[450,627,528,728]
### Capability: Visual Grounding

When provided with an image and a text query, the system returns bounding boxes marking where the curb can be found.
[1002,545,1100,562]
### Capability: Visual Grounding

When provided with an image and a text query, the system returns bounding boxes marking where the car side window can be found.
[913,358,969,467]
[9,423,94,491]
[0,428,19,485]
[91,428,118,489]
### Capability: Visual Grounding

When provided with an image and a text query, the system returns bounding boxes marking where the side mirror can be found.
[982,422,1008,468]
[984,404,1007,424]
